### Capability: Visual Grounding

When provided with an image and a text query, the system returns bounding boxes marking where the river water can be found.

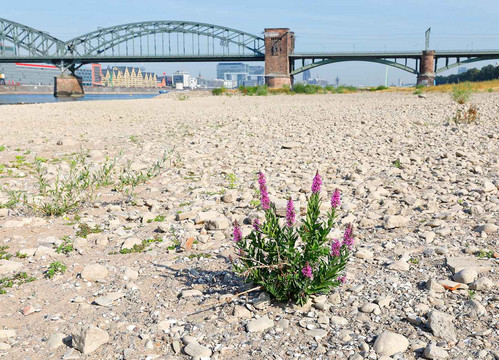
[0,93,158,105]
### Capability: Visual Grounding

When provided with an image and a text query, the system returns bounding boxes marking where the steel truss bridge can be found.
[1,17,498,77]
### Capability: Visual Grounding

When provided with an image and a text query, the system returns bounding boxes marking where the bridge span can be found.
[1,17,498,95]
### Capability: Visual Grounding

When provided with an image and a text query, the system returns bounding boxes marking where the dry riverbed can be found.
[0,92,498,360]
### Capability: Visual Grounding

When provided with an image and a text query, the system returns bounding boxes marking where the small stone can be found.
[306,328,328,341]
[452,269,477,284]
[464,300,486,317]
[205,217,230,230]
[483,181,496,193]
[180,289,203,298]
[360,302,381,315]
[427,310,456,342]
[446,256,492,274]
[469,277,493,291]
[373,331,409,356]
[180,237,194,251]
[22,304,41,316]
[281,141,300,149]
[253,292,271,310]
[387,259,410,271]
[72,325,109,355]
[0,343,11,350]
[330,316,348,326]
[47,333,67,349]
[81,264,109,282]
[0,260,23,276]
[184,342,212,359]
[475,223,498,234]
[355,248,373,259]
[246,316,274,332]
[222,189,238,203]
[94,292,124,307]
[124,267,138,281]
[172,340,181,354]
[0,330,16,339]
[233,305,252,319]
[384,215,410,229]
[423,343,449,359]
[121,238,142,250]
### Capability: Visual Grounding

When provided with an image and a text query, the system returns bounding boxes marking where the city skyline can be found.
[3,0,499,85]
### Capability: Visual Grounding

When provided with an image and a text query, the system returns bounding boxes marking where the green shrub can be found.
[233,172,352,305]
[45,261,66,279]
[451,82,473,104]
[212,86,226,96]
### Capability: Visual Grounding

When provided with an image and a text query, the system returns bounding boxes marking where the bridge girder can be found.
[435,56,499,74]
[291,57,418,76]
[64,21,265,58]
[0,18,65,57]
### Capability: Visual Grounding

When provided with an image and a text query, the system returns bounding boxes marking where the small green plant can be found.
[147,215,165,223]
[0,145,5,152]
[177,94,189,101]
[15,251,27,259]
[451,104,479,124]
[45,261,66,279]
[408,258,419,265]
[55,236,74,254]
[476,249,494,259]
[129,135,139,144]
[392,159,402,169]
[226,172,237,189]
[451,82,473,104]
[0,246,11,260]
[487,88,493,93]
[233,172,351,305]
[212,86,227,96]
[0,272,36,294]
[119,237,163,254]
[76,223,102,238]
[468,290,476,300]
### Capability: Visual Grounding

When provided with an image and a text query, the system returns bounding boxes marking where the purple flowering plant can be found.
[233,171,353,305]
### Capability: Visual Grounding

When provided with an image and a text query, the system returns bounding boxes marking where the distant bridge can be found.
[1,17,498,94]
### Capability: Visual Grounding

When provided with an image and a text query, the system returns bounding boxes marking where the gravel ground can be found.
[0,91,497,360]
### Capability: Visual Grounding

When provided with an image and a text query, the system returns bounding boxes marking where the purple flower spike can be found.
[302,262,313,279]
[286,197,295,227]
[311,171,322,194]
[337,275,346,284]
[233,220,242,242]
[342,223,354,249]
[330,238,341,257]
[331,188,341,209]
[258,171,270,210]
[252,218,261,231]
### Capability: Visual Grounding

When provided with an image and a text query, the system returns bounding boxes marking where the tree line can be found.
[435,64,499,85]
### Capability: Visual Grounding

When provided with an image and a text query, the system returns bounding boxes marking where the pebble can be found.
[373,331,409,356]
[423,343,449,359]
[246,316,274,332]
[72,325,109,354]
[452,268,477,284]
[80,264,109,282]
[427,310,456,342]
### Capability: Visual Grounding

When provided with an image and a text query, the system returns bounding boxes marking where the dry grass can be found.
[386,79,499,93]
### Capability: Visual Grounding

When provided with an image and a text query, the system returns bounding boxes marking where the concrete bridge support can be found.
[264,28,295,88]
[54,75,84,97]
[417,50,435,86]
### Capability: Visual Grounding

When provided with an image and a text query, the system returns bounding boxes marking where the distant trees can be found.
[435,64,499,85]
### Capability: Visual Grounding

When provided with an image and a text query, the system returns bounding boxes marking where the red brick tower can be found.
[264,28,295,88]
[417,50,435,86]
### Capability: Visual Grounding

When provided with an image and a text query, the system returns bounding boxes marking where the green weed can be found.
[45,261,66,279]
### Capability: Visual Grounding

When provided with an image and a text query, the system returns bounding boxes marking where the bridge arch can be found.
[0,17,65,57]
[64,21,265,58]
[435,56,499,74]
[291,58,418,76]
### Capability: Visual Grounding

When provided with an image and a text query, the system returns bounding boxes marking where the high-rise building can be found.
[216,63,264,88]
[302,70,311,83]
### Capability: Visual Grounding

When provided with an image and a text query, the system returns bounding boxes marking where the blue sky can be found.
[4,0,499,85]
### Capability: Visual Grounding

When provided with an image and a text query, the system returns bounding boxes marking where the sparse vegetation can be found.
[451,82,473,104]
[45,261,66,279]
[476,249,494,259]
[0,246,12,260]
[55,236,74,254]
[119,237,163,254]
[226,172,237,189]
[0,272,36,294]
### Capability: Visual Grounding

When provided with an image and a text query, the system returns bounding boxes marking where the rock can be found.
[233,305,252,319]
[22,304,41,315]
[426,279,444,293]
[222,189,238,203]
[469,277,494,291]
[387,259,410,271]
[0,330,16,339]
[121,238,142,250]
[246,316,274,332]
[124,267,138,281]
[446,256,492,274]
[330,316,348,326]
[180,237,194,251]
[384,215,410,229]
[0,343,11,350]
[253,292,271,310]
[421,231,436,243]
[47,332,67,349]
[464,300,486,317]
[474,223,498,234]
[281,141,300,149]
[355,248,373,259]
[180,289,203,298]
[360,303,381,315]
[72,325,109,355]
[184,342,212,359]
[373,331,409,356]
[205,217,230,230]
[307,328,328,341]
[94,292,124,306]
[0,260,23,276]
[423,343,449,359]
[81,264,109,282]
[427,310,456,342]
[483,181,496,193]
[194,211,218,224]
[452,269,477,284]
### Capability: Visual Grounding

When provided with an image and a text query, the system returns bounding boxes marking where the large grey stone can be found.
[72,325,109,354]
[423,343,449,359]
[452,268,477,284]
[446,256,492,274]
[373,331,409,356]
[184,342,212,359]
[427,311,456,342]
[246,316,274,332]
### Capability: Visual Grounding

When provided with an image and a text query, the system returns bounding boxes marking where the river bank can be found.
[0,84,167,95]
[0,92,497,360]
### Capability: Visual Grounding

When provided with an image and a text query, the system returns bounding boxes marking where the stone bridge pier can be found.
[54,75,84,97]
[417,50,435,86]
[264,28,295,88]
